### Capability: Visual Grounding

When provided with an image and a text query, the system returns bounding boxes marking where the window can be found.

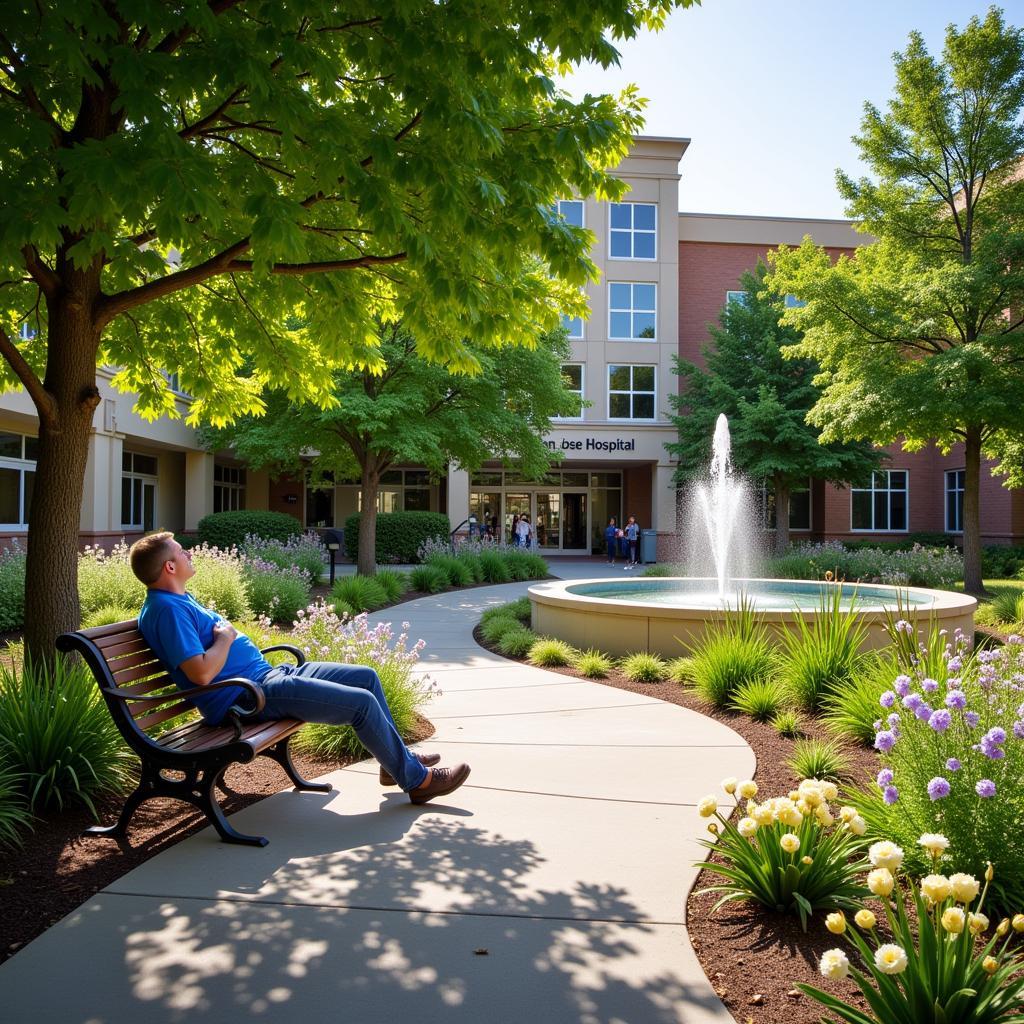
[306,470,335,527]
[214,463,246,514]
[761,480,811,531]
[557,364,584,420]
[554,199,584,228]
[0,432,36,529]
[609,202,656,260]
[609,283,656,340]
[608,365,655,420]
[121,450,157,531]
[725,290,749,308]
[851,471,908,532]
[560,312,584,339]
[946,469,965,533]
[783,294,806,309]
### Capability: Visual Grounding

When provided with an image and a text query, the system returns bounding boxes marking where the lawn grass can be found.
[952,578,1024,628]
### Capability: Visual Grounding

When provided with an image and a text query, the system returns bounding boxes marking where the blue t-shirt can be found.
[604,524,619,543]
[138,589,272,724]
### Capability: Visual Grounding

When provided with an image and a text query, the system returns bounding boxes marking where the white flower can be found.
[819,948,850,980]
[736,780,758,800]
[867,868,895,897]
[950,873,981,904]
[941,907,966,934]
[721,777,738,795]
[697,796,717,818]
[847,815,866,836]
[868,841,904,873]
[918,833,949,859]
[737,817,758,838]
[874,944,908,975]
[920,874,951,903]
[969,912,990,935]
[780,833,800,854]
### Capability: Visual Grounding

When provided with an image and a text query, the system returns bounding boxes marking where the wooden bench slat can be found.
[108,648,164,675]
[98,635,151,658]
[113,660,170,686]
[116,674,176,698]
[135,701,194,731]
[81,620,140,642]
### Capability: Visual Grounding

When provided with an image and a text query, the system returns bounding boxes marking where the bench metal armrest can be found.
[259,643,306,667]
[99,677,267,716]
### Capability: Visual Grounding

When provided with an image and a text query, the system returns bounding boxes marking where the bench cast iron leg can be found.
[193,767,269,847]
[83,765,157,840]
[264,736,333,792]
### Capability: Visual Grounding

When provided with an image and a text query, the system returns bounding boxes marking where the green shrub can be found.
[0,544,26,631]
[343,511,450,564]
[0,656,135,814]
[480,615,523,645]
[764,541,962,587]
[666,656,696,684]
[730,678,788,721]
[640,563,679,577]
[456,552,484,583]
[198,510,301,548]
[188,546,252,620]
[990,588,1024,628]
[621,651,667,683]
[779,585,867,712]
[497,627,535,658]
[243,563,311,623]
[244,532,325,583]
[425,553,474,587]
[81,604,138,629]
[771,708,806,738]
[985,543,1024,577]
[786,737,852,782]
[574,649,613,678]
[501,596,532,623]
[688,600,777,708]
[504,551,547,580]
[478,549,512,583]
[695,778,868,930]
[331,575,390,614]
[78,543,145,618]
[822,652,894,744]
[374,569,409,604]
[528,637,576,667]
[409,564,450,594]
[0,759,31,848]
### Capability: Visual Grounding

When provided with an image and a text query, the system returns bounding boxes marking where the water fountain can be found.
[528,415,977,657]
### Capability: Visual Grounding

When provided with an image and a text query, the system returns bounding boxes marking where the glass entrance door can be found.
[535,493,560,550]
[562,492,587,551]
[504,492,530,545]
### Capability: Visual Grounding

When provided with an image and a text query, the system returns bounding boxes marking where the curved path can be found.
[0,563,754,1023]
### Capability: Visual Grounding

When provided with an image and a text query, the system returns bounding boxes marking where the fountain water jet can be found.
[696,414,744,600]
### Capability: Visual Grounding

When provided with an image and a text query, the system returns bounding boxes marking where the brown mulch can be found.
[473,624,884,1024]
[0,713,434,966]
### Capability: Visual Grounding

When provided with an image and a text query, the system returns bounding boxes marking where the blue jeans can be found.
[251,662,428,791]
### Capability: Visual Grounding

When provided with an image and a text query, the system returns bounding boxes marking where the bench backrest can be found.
[56,620,203,754]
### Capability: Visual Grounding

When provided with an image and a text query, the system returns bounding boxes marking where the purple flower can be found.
[987,727,1007,745]
[976,779,997,798]
[895,619,913,635]
[945,690,967,709]
[873,719,883,731]
[880,690,896,708]
[965,711,980,728]
[921,677,939,693]
[887,712,901,730]
[894,675,912,696]
[874,730,897,753]
[947,657,963,672]
[928,709,952,733]
[903,693,924,711]
[915,703,934,722]
[946,758,961,772]
[883,785,899,805]
[877,768,894,787]
[1014,721,1024,740]
[927,777,951,800]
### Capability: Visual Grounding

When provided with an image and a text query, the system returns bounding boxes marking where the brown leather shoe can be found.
[409,763,471,804]
[380,752,441,787]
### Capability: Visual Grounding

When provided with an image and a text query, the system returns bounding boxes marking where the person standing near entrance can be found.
[516,514,532,549]
[624,515,640,568]
[511,513,521,547]
[604,516,618,564]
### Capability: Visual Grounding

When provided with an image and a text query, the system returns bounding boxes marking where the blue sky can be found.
[559,0,1014,219]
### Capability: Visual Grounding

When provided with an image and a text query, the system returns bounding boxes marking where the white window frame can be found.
[121,451,158,531]
[851,470,909,533]
[608,282,657,341]
[555,199,584,228]
[560,312,584,340]
[0,432,36,531]
[554,363,585,421]
[725,290,750,307]
[607,364,656,421]
[945,468,965,534]
[608,201,657,261]
[214,463,246,514]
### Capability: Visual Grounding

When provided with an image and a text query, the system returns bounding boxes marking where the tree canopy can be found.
[767,7,1024,591]
[667,263,878,553]
[0,0,695,653]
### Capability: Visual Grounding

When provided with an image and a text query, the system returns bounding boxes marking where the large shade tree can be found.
[0,0,694,656]
[767,8,1024,593]
[667,264,879,554]
[202,321,579,574]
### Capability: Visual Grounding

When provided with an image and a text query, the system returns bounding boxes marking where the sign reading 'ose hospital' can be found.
[543,436,637,452]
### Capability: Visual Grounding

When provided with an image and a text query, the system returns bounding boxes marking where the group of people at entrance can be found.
[511,513,534,548]
[605,515,641,568]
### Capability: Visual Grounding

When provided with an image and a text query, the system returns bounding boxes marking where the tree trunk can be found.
[774,476,791,557]
[962,425,985,596]
[24,298,102,660]
[358,465,380,576]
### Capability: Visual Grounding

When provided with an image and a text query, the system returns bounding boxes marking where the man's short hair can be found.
[129,531,176,585]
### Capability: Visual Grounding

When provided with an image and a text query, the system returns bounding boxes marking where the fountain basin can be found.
[528,578,977,658]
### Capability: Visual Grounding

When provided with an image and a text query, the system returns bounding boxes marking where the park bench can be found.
[56,619,332,848]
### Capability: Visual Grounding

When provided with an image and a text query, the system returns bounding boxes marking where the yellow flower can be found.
[1012,914,1024,933]
[736,780,758,800]
[815,806,835,827]
[986,862,995,882]
[847,815,866,837]
[874,944,908,975]
[941,907,965,934]
[707,822,719,835]
[950,873,981,904]
[920,875,952,904]
[737,817,758,838]
[854,909,876,930]
[822,781,839,801]
[868,841,905,873]
[917,833,949,859]
[780,833,800,854]
[983,956,999,975]
[778,804,803,828]
[969,912,990,935]
[819,948,850,980]
[697,796,717,818]
[788,790,799,801]
[997,919,1010,938]
[839,806,857,823]
[825,912,846,935]
[752,804,774,827]
[801,856,814,866]
[867,868,895,897]
[721,777,738,795]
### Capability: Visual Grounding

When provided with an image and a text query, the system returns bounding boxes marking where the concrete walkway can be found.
[0,562,754,1023]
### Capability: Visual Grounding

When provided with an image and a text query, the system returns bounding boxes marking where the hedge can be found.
[343,511,450,564]
[197,510,302,549]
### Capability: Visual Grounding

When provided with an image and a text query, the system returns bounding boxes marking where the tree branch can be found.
[0,33,62,138]
[179,85,247,140]
[21,245,60,300]
[0,325,55,427]
[153,0,246,55]
[224,252,407,275]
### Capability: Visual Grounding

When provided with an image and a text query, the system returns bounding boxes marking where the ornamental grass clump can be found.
[528,637,576,667]
[331,574,389,615]
[497,627,535,659]
[852,623,1024,906]
[823,651,896,744]
[800,836,1024,1024]
[425,553,474,587]
[787,737,852,782]
[620,651,667,683]
[480,615,522,645]
[574,649,613,678]
[771,707,806,738]
[695,777,870,930]
[409,564,449,594]
[730,677,788,721]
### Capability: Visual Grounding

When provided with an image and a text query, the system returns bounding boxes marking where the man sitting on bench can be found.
[129,532,470,805]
